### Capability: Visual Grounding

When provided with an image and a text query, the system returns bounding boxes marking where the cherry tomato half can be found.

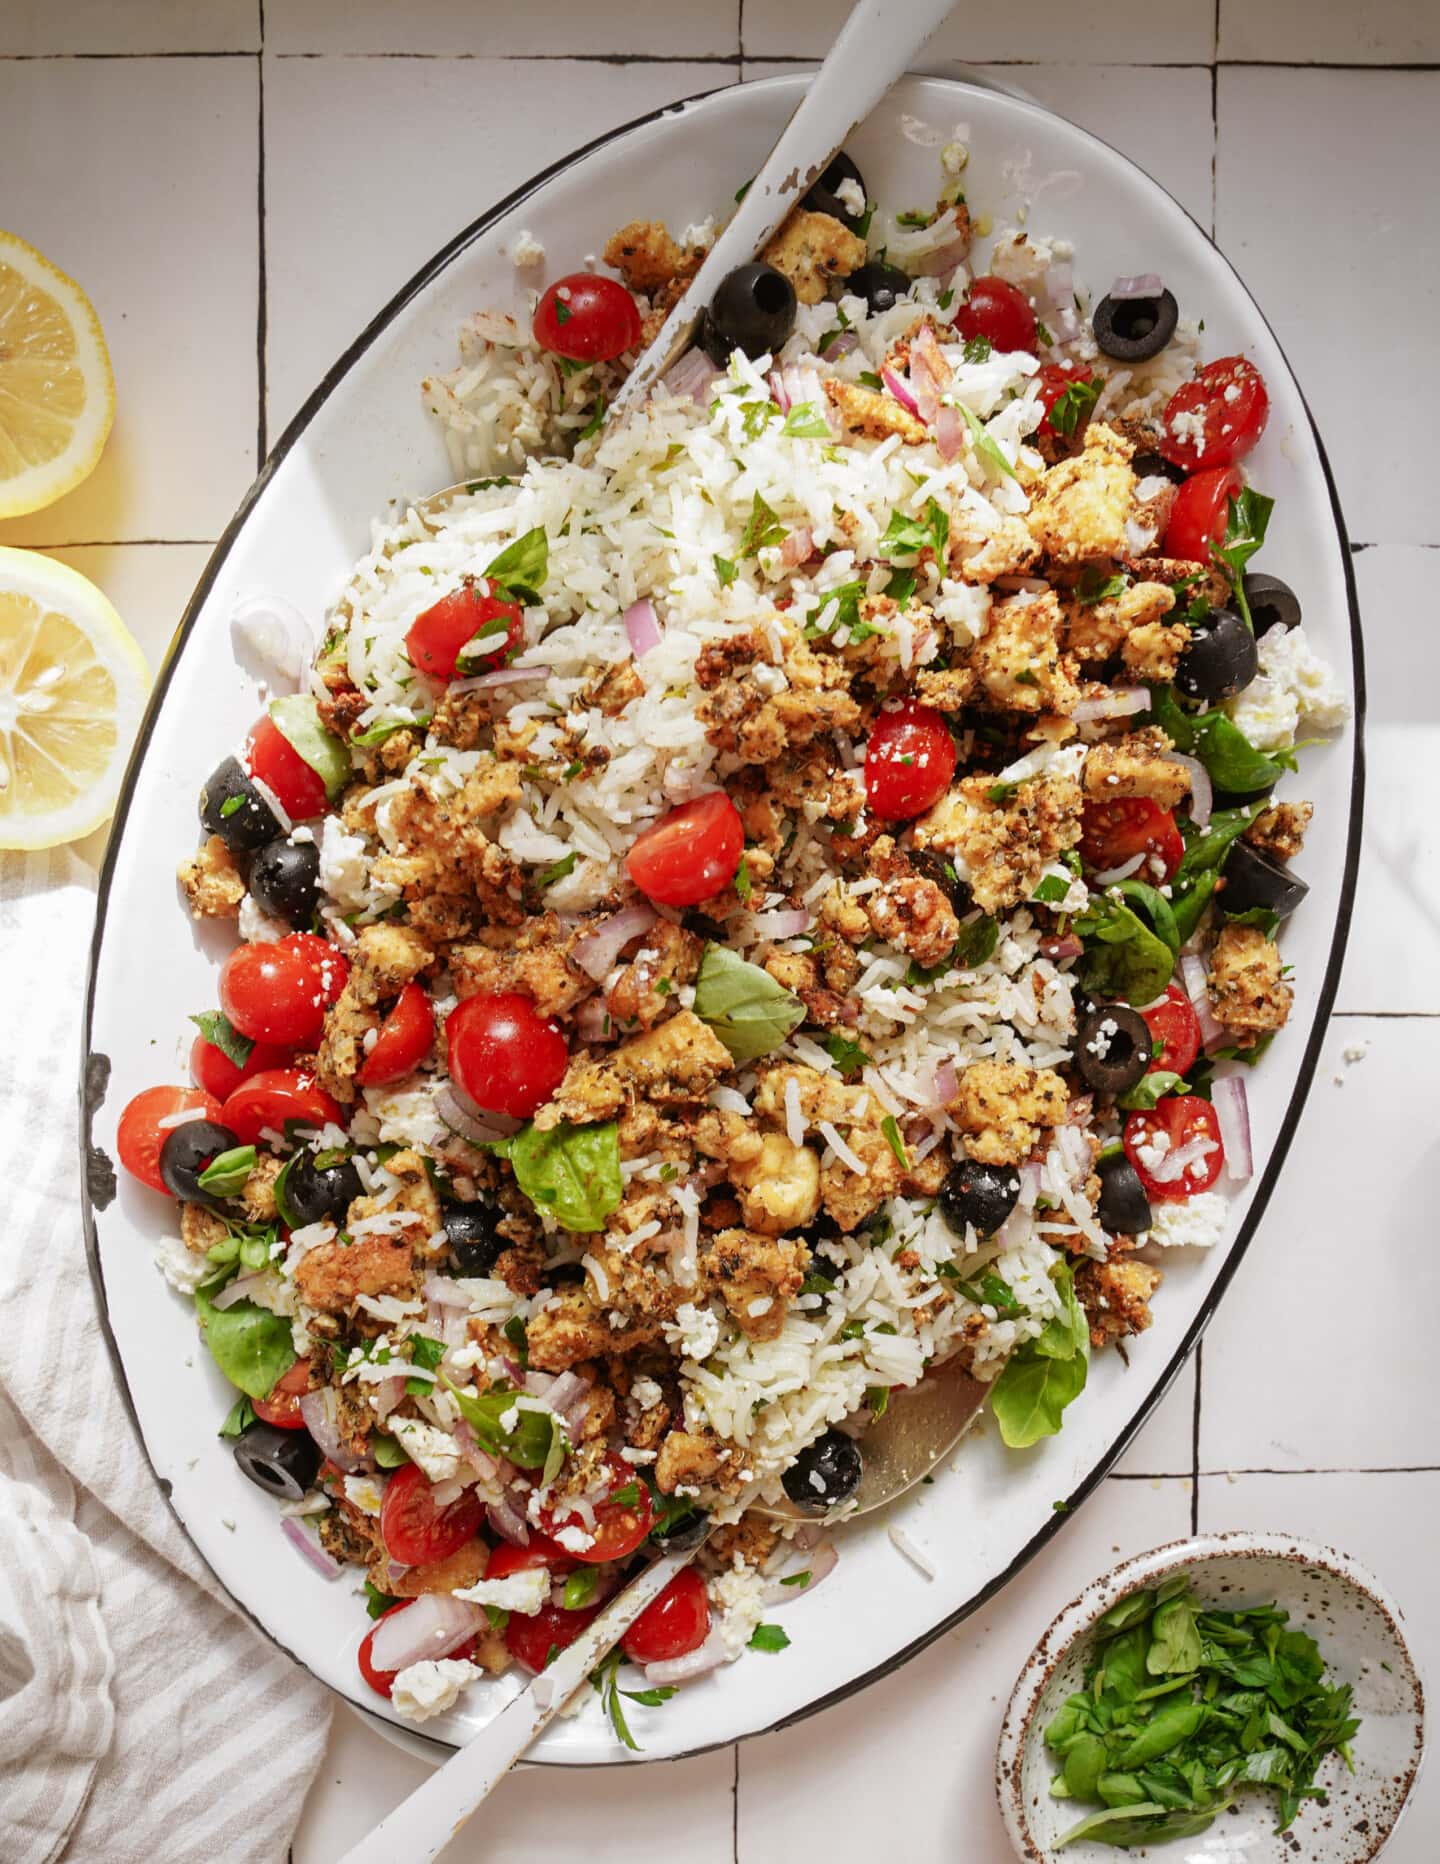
[220,1068,344,1147]
[1124,1095,1225,1201]
[244,714,329,821]
[189,1029,288,1101]
[446,991,568,1120]
[116,1086,224,1193]
[864,701,957,822]
[956,275,1037,354]
[379,1463,486,1568]
[505,1598,602,1676]
[1035,362,1101,437]
[405,581,525,684]
[622,1565,712,1666]
[1163,464,1243,562]
[357,1601,478,1700]
[219,934,348,1048]
[532,272,642,363]
[1141,983,1202,1078]
[1080,798,1185,884]
[1158,356,1269,473]
[539,1455,654,1564]
[253,1358,312,1430]
[484,1533,577,1582]
[625,790,744,908]
[358,983,434,1089]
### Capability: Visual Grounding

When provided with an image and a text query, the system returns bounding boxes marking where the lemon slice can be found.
[0,231,115,518]
[0,546,149,849]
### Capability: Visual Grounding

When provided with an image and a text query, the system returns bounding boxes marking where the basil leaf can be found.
[441,1377,568,1474]
[218,1394,256,1438]
[507,1119,622,1233]
[1047,375,1102,438]
[1147,1595,1204,1676]
[959,404,1017,480]
[780,401,832,439]
[807,579,885,645]
[748,1623,790,1653]
[268,693,351,800]
[990,1342,1089,1448]
[577,396,607,441]
[1054,1803,1186,1849]
[1075,898,1175,1006]
[365,1579,403,1618]
[536,851,577,890]
[1077,564,1128,607]
[951,913,1000,969]
[1213,488,1274,630]
[733,853,752,902]
[189,1010,253,1068]
[196,1143,257,1197]
[1117,1070,1188,1111]
[692,943,804,1064]
[483,525,549,605]
[194,1280,296,1401]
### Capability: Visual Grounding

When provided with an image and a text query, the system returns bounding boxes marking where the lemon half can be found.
[0,546,149,849]
[0,231,115,518]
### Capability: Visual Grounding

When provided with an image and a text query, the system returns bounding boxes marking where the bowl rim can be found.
[995,1531,1426,1862]
[77,69,1369,1764]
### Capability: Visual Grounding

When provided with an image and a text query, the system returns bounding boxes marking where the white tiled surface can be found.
[2,6,1436,1860]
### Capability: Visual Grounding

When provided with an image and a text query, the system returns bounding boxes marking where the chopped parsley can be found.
[748,1623,791,1653]
[739,492,787,558]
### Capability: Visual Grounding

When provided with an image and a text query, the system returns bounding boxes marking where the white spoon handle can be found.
[337,1546,699,1864]
[611,0,957,415]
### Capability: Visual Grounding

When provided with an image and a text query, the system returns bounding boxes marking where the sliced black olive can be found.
[700,263,797,365]
[443,1200,506,1277]
[909,847,973,917]
[1176,606,1260,705]
[159,1119,241,1207]
[283,1149,362,1226]
[1242,571,1301,637]
[803,150,868,230]
[652,1507,710,1552]
[939,1159,1021,1240]
[1092,289,1179,363]
[1073,1005,1152,1097]
[232,1422,320,1502]
[846,260,911,317]
[249,835,321,928]
[781,1429,863,1510]
[1220,841,1309,922]
[1130,449,1187,486]
[1097,1152,1151,1236]
[200,755,280,853]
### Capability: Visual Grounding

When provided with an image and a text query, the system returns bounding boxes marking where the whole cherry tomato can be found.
[624,791,745,908]
[863,701,956,822]
[116,1086,224,1193]
[189,1028,288,1101]
[219,934,348,1048]
[622,1565,712,1665]
[446,992,568,1119]
[532,273,642,363]
[956,275,1037,354]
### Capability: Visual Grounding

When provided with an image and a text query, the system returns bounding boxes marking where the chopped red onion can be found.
[1017,1162,1043,1211]
[449,663,552,696]
[820,330,859,363]
[881,365,920,415]
[438,1308,469,1349]
[778,526,815,569]
[930,1059,958,1105]
[368,1594,490,1672]
[642,1626,728,1687]
[623,599,663,659]
[1093,852,1146,885]
[248,772,292,834]
[1211,1075,1253,1182]
[541,1370,591,1424]
[1170,753,1213,828]
[281,1516,343,1580]
[752,908,811,941]
[767,368,792,414]
[1112,273,1164,301]
[372,1375,407,1422]
[209,1271,269,1311]
[231,592,314,695]
[297,1388,370,1474]
[1180,952,1226,1051]
[910,325,948,425]
[934,403,965,460]
[487,1496,532,1548]
[573,903,658,981]
[574,996,614,1044]
[660,347,720,406]
[1070,687,1150,723]
[1040,933,1084,960]
[435,1081,517,1148]
[423,1273,471,1308]
[453,1419,499,1482]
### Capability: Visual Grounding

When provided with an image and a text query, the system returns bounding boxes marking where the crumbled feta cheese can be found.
[343,1475,385,1516]
[390,1418,462,1484]
[554,1523,596,1555]
[153,1230,209,1294]
[390,1658,483,1723]
[834,175,866,216]
[1145,1191,1227,1250]
[510,228,545,268]
[318,814,370,913]
[712,1563,767,1660]
[453,1568,550,1616]
[631,1376,663,1411]
[1227,624,1350,752]
[680,217,717,251]
[238,893,288,943]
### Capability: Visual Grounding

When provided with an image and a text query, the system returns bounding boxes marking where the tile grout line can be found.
[256,3,268,469]
[4,50,1426,70]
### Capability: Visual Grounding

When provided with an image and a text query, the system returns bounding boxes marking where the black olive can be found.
[1220,841,1309,922]
[803,150,868,230]
[443,1200,506,1276]
[283,1149,362,1225]
[846,261,911,317]
[1092,289,1179,363]
[1097,1152,1151,1235]
[1130,450,1187,486]
[159,1119,241,1207]
[1176,607,1260,705]
[1073,1005,1152,1097]
[909,847,973,917]
[249,835,321,928]
[232,1422,320,1502]
[939,1159,1021,1240]
[652,1507,710,1552]
[1242,571,1301,637]
[781,1429,863,1511]
[700,263,798,365]
[199,755,280,853]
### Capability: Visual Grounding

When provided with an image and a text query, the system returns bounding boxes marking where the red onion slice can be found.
[660,348,720,406]
[486,1496,532,1548]
[623,599,663,659]
[760,1536,838,1606]
[1170,753,1213,828]
[572,903,658,982]
[1211,1075,1253,1183]
[1180,951,1226,1051]
[281,1516,343,1580]
[778,526,815,569]
[820,330,859,363]
[1092,852,1146,885]
[372,1375,407,1422]
[934,403,965,461]
[1112,273,1164,301]
[930,1059,958,1105]
[880,366,920,415]
[752,908,811,941]
[297,1387,370,1474]
[210,1271,270,1311]
[1071,687,1150,723]
[435,1081,520,1147]
[766,368,793,415]
[1039,933,1084,960]
[909,326,948,426]
[574,996,615,1044]
[642,1626,728,1687]
[449,663,552,695]
[368,1594,491,1672]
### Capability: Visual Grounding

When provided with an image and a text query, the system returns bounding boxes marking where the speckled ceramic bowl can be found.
[997,1534,1424,1862]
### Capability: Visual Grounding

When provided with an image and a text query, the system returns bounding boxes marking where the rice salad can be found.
[121,149,1349,1737]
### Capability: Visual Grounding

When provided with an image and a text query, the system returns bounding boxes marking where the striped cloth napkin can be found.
[0,848,331,1863]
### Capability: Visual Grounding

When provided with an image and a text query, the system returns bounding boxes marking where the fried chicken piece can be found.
[914,773,1084,915]
[1075,1256,1163,1348]
[709,1511,782,1571]
[727,1131,822,1236]
[608,1010,733,1105]
[970,590,1080,716]
[949,509,1040,586]
[450,912,593,1019]
[602,219,703,295]
[1245,800,1312,864]
[580,660,644,718]
[949,1060,1068,1168]
[180,1202,228,1255]
[237,1152,285,1224]
[292,1231,417,1313]
[177,835,245,920]
[606,919,704,1032]
[527,1285,659,1373]
[1207,924,1293,1046]
[1061,578,1176,665]
[700,1228,805,1340]
[1025,423,1135,564]
[379,1539,490,1598]
[863,835,960,969]
[824,376,930,445]
[761,209,868,305]
[655,1429,724,1494]
[316,925,435,1103]
[1082,728,1192,811]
